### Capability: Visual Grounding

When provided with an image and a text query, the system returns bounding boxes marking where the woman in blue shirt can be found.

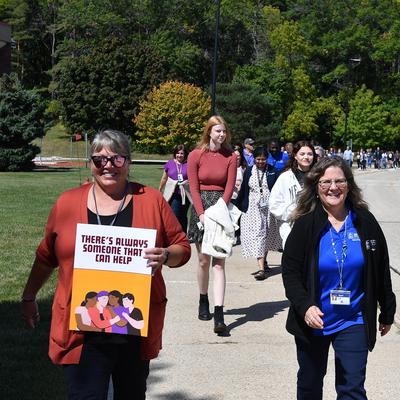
[282,156,396,400]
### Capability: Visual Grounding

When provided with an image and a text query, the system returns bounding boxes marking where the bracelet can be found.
[22,298,36,302]
[163,249,170,265]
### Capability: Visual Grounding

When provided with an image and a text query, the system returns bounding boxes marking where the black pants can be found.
[63,341,150,400]
[296,324,368,400]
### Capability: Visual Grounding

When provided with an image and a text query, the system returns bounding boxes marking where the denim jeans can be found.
[295,324,368,400]
[169,192,189,233]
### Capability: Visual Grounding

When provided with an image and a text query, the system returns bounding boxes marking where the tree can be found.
[1,0,52,88]
[134,81,210,153]
[282,96,340,146]
[334,85,391,149]
[56,38,166,137]
[0,74,45,171]
[214,82,277,143]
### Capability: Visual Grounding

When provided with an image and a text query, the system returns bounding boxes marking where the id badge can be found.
[330,289,351,305]
[177,173,183,182]
[259,198,268,210]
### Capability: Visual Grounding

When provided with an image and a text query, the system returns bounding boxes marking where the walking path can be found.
[146,168,400,400]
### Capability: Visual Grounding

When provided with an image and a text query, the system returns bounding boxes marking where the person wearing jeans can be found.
[282,156,396,400]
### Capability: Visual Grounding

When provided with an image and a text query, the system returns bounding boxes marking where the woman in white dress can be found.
[269,140,316,248]
[237,147,281,280]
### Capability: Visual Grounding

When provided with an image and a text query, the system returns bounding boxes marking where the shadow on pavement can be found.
[151,393,216,400]
[249,265,282,278]
[225,299,289,331]
[266,265,282,277]
[148,362,217,399]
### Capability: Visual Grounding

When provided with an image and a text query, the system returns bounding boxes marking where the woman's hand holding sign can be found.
[144,244,189,275]
[143,247,169,275]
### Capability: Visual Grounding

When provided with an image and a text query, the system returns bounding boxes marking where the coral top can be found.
[187,148,237,215]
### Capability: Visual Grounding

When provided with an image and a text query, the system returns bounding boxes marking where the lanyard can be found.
[256,167,266,194]
[175,160,182,175]
[92,183,128,226]
[329,216,348,289]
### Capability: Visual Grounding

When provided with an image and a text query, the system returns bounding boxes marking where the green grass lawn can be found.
[0,164,163,398]
[34,123,169,160]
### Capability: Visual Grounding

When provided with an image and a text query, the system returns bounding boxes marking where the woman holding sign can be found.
[21,129,191,400]
[282,156,396,400]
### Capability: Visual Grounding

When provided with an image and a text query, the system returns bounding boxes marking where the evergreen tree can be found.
[215,82,277,143]
[0,74,45,171]
[56,38,166,137]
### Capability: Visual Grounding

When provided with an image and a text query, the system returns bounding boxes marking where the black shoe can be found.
[254,270,267,281]
[213,306,227,333]
[214,321,227,333]
[198,294,212,321]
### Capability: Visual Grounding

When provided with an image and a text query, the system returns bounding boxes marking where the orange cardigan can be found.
[35,182,191,364]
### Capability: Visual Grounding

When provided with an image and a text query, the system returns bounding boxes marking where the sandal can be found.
[254,270,267,281]
[251,270,259,275]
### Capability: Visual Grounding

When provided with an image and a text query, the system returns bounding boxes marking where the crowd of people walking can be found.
[322,146,400,170]
[21,117,396,400]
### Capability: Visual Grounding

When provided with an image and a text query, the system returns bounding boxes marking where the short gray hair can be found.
[90,129,131,159]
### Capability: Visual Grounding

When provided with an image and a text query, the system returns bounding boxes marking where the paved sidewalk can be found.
[146,168,400,400]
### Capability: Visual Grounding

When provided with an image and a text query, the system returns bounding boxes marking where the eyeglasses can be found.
[91,155,127,168]
[318,178,348,190]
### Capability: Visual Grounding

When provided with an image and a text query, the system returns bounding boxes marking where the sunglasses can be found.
[91,155,128,168]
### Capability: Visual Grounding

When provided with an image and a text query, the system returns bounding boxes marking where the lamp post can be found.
[343,57,361,148]
[343,88,350,148]
[211,0,221,116]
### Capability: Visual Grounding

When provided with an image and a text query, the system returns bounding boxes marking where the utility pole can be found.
[211,0,221,116]
[343,57,361,148]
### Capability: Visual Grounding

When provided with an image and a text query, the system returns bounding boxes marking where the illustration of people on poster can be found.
[69,223,156,337]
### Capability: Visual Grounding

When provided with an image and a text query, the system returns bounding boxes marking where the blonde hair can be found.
[197,115,232,152]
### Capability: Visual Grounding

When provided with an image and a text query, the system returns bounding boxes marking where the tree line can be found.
[1,0,400,169]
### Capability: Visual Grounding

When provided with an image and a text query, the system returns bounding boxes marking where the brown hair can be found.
[173,144,188,160]
[197,115,232,152]
[283,140,316,173]
[291,155,368,220]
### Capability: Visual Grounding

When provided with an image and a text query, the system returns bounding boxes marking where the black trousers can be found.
[63,341,150,400]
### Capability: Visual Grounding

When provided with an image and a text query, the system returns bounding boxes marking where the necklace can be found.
[92,183,128,226]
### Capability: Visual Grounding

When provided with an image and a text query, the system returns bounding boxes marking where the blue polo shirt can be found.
[314,210,365,336]
[267,151,289,171]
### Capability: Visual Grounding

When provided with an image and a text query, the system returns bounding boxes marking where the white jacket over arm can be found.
[202,198,241,258]
[269,170,301,247]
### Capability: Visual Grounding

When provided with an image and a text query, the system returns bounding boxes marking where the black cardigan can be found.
[236,165,279,213]
[282,202,396,351]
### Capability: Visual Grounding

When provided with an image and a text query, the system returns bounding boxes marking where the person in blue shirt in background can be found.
[243,137,255,167]
[282,156,396,400]
[267,138,289,171]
